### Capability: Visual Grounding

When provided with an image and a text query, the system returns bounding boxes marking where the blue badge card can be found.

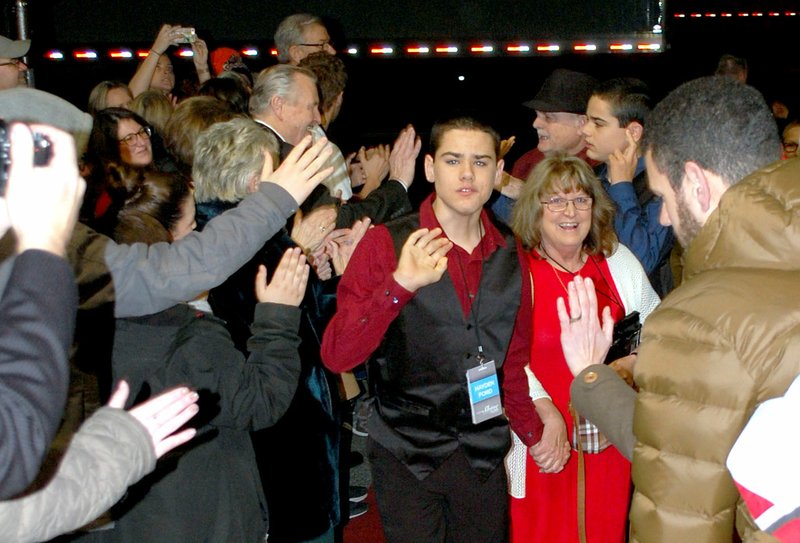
[466,360,503,424]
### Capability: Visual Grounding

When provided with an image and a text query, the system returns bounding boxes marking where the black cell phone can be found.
[604,311,641,364]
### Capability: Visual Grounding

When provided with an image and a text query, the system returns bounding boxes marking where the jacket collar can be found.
[683,158,800,280]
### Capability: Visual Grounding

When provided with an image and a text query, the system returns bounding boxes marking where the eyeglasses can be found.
[0,58,23,69]
[541,196,593,212]
[118,126,152,146]
[783,141,798,153]
[297,40,331,49]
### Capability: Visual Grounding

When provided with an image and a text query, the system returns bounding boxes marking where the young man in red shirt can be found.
[322,117,550,543]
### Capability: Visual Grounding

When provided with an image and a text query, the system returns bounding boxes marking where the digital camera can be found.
[0,119,54,196]
[177,27,197,44]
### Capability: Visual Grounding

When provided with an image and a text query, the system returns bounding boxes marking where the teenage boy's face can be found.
[582,95,631,163]
[425,128,503,222]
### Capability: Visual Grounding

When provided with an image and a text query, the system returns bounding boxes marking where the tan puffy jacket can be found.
[630,158,800,542]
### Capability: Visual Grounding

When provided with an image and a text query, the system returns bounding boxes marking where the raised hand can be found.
[389,125,422,188]
[191,38,210,82]
[499,135,516,159]
[607,129,638,185]
[263,135,333,205]
[6,123,85,256]
[152,24,179,55]
[392,227,453,292]
[358,144,390,197]
[107,380,199,459]
[345,152,366,188]
[256,247,309,306]
[557,276,614,376]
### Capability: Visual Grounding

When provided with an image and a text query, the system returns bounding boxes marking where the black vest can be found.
[368,213,522,480]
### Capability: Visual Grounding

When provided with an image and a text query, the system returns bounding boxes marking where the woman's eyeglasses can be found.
[118,126,152,146]
[540,196,593,212]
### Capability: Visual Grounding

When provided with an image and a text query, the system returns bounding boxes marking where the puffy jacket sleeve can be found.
[0,407,155,543]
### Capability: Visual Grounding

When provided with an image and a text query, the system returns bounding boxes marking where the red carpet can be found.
[344,488,386,543]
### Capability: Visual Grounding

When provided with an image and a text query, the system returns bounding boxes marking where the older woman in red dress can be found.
[506,154,659,542]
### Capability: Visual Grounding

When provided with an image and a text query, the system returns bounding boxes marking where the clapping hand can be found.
[107,381,199,459]
[358,145,390,197]
[255,247,309,306]
[263,135,333,206]
[325,217,372,276]
[291,205,337,254]
[389,125,422,188]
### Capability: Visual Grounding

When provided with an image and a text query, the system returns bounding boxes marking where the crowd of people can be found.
[0,12,798,543]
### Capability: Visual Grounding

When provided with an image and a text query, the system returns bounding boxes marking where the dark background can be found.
[2,0,799,170]
[6,0,661,42]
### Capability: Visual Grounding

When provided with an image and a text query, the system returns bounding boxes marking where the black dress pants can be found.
[367,439,508,543]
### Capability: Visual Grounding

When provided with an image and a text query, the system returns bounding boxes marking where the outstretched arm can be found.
[560,276,636,460]
[159,306,303,433]
[79,136,331,318]
[172,248,307,431]
[191,38,211,85]
[0,383,199,543]
[0,124,83,499]
[129,24,180,97]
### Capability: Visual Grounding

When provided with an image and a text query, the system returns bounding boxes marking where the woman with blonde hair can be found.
[87,81,132,116]
[507,154,659,542]
[128,90,173,136]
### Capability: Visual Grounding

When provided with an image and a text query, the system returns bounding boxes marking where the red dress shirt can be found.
[511,146,600,181]
[321,194,544,445]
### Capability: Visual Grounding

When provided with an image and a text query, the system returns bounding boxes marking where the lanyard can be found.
[455,222,487,363]
[538,244,624,312]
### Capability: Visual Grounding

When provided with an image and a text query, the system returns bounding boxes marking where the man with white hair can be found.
[491,69,597,224]
[249,64,321,159]
[274,13,336,65]
[249,64,417,229]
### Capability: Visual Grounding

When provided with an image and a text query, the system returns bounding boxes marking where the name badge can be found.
[466,360,503,425]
